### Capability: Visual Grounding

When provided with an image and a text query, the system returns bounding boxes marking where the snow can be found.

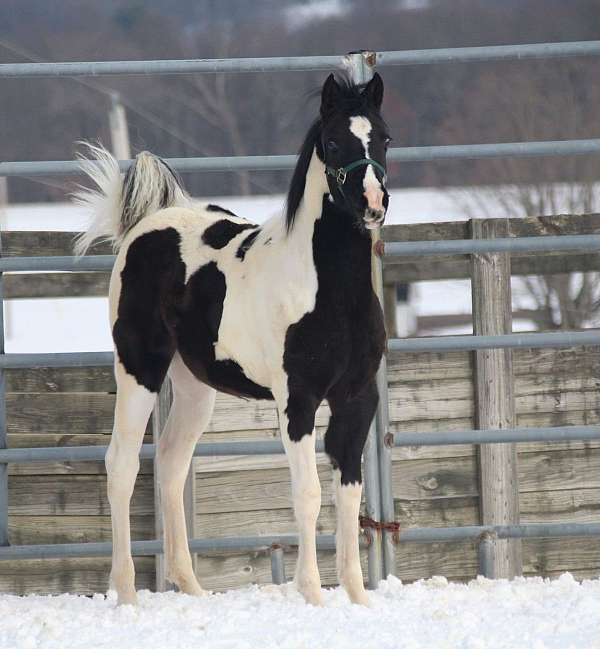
[1,574,599,649]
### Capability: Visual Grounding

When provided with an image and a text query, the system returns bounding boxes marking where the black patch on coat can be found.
[176,262,273,400]
[236,229,260,260]
[113,228,185,393]
[201,220,257,250]
[114,229,272,400]
[206,204,238,217]
[282,198,385,483]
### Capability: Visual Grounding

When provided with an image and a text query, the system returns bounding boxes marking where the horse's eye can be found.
[327,140,338,152]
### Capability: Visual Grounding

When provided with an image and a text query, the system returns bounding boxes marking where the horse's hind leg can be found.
[157,354,216,595]
[106,359,157,605]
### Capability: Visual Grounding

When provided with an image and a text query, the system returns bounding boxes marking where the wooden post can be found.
[471,218,522,579]
[109,93,131,161]
[383,283,397,338]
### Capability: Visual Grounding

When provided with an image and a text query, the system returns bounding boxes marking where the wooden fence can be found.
[1,213,599,593]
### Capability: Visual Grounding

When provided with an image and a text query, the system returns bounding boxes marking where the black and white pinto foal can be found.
[75,73,390,607]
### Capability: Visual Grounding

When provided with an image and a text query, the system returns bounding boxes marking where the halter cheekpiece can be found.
[326,158,387,188]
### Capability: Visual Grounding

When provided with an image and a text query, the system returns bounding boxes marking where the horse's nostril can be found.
[366,208,385,221]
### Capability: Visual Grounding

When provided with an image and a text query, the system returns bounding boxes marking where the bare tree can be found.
[441,62,600,330]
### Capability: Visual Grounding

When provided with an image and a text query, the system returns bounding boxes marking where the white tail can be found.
[73,144,190,255]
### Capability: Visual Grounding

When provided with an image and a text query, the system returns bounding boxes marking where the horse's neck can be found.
[283,149,328,248]
[281,149,373,290]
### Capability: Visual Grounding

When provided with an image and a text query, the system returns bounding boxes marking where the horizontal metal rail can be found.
[1,425,599,464]
[2,234,599,274]
[0,352,113,369]
[4,139,600,177]
[0,439,324,463]
[392,425,600,447]
[399,522,600,543]
[1,521,599,561]
[384,233,600,259]
[1,41,600,79]
[0,255,115,272]
[390,329,600,353]
[0,534,338,561]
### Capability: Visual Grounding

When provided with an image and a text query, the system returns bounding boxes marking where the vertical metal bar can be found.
[0,230,7,548]
[363,419,383,588]
[270,545,286,585]
[152,378,173,592]
[345,50,387,588]
[478,532,496,578]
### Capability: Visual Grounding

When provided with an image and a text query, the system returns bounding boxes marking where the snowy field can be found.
[1,574,599,649]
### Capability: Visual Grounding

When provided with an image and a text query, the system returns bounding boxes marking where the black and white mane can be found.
[75,72,390,607]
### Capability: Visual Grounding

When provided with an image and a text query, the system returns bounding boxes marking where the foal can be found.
[75,72,390,606]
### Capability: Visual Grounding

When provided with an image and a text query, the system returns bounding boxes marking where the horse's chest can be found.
[215,252,319,384]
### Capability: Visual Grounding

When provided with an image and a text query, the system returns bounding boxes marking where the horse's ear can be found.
[362,72,384,110]
[320,73,342,118]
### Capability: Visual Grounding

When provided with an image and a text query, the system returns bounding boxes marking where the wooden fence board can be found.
[0,558,153,596]
[8,515,153,545]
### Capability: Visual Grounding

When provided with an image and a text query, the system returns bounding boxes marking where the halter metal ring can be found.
[336,168,347,185]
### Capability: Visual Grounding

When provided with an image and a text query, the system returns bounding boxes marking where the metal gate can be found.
[1,42,600,589]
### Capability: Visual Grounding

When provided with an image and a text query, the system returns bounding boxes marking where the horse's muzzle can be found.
[364,207,386,229]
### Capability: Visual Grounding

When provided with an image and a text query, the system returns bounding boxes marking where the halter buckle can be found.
[336,168,347,185]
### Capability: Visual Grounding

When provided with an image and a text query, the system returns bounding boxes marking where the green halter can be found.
[326,158,387,188]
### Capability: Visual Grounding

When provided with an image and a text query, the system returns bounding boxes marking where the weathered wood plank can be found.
[6,374,598,441]
[0,558,154,596]
[8,475,154,515]
[382,213,600,243]
[4,272,110,299]
[6,367,116,393]
[5,346,595,394]
[1,231,112,257]
[384,252,600,283]
[8,515,153,544]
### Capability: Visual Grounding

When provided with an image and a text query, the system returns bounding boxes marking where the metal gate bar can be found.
[5,138,600,177]
[1,40,600,78]
[1,522,599,561]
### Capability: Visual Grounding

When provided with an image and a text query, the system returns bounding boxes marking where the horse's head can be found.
[319,72,390,230]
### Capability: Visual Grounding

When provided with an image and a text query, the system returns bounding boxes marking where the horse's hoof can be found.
[116,589,138,606]
[347,588,371,607]
[297,582,324,606]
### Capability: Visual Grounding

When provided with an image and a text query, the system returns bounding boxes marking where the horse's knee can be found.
[293,481,322,523]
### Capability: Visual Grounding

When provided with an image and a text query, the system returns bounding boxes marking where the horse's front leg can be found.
[325,381,378,606]
[275,386,322,605]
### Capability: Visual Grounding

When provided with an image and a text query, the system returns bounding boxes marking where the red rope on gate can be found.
[359,515,400,538]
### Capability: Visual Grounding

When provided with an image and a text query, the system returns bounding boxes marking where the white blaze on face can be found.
[348,116,385,214]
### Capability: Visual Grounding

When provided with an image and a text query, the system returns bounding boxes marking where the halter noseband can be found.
[326,158,387,188]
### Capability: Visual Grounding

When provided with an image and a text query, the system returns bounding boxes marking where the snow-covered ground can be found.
[1,574,599,649]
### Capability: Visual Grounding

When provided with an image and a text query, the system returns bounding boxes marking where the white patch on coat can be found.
[349,115,383,202]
